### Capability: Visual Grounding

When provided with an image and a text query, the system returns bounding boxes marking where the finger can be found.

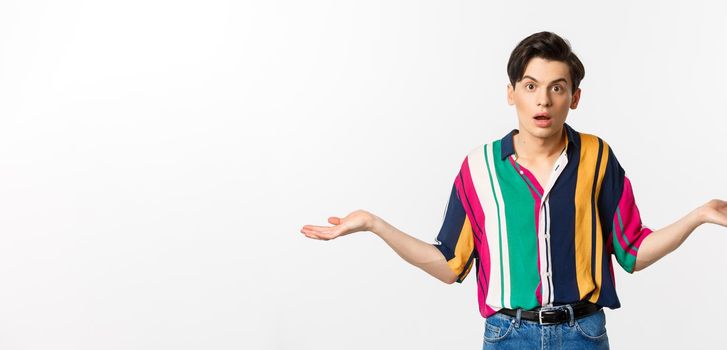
[302,224,334,233]
[300,228,322,240]
[301,227,335,240]
[302,232,322,240]
[328,217,341,225]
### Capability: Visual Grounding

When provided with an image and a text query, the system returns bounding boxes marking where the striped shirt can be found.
[432,122,653,318]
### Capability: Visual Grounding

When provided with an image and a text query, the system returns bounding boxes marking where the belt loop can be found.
[565,304,575,327]
[514,308,522,328]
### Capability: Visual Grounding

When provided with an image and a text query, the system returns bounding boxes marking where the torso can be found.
[511,130,567,188]
[515,156,561,188]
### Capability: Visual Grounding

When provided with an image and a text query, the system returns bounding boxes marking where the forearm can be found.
[633,207,705,271]
[369,214,458,284]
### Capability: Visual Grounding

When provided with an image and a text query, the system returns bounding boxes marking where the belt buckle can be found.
[538,308,558,325]
[538,308,549,325]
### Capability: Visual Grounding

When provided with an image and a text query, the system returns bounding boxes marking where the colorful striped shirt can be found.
[432,122,653,318]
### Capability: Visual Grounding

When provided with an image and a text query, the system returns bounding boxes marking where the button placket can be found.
[537,151,568,307]
[540,155,568,205]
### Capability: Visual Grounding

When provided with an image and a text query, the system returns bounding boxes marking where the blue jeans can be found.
[482,306,609,350]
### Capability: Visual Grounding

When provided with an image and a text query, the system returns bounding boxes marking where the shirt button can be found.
[519,170,524,175]
[545,272,551,277]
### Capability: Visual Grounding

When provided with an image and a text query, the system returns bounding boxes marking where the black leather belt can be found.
[497,302,602,325]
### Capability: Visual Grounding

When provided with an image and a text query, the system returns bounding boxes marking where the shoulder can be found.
[578,132,627,180]
[577,131,613,151]
[450,142,490,174]
[464,133,505,158]
[573,131,622,164]
[465,143,487,158]
[569,129,626,175]
[460,140,497,165]
[566,123,605,146]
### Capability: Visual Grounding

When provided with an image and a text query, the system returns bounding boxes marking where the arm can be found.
[370,213,459,284]
[634,199,727,272]
[300,209,459,284]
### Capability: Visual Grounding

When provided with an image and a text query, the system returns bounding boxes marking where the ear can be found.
[507,84,515,105]
[569,88,581,109]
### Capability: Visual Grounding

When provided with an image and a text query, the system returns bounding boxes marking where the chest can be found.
[515,157,561,189]
[530,165,555,189]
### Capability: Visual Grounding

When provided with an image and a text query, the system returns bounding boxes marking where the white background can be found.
[1,1,726,349]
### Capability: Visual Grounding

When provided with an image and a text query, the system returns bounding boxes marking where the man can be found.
[299,32,727,349]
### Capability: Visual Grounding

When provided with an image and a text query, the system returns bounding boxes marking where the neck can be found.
[512,126,566,161]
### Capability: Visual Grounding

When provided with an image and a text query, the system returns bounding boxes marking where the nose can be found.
[537,89,551,107]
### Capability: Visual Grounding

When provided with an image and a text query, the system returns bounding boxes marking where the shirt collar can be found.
[500,122,579,160]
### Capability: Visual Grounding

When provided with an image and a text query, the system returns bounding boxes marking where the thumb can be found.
[328,217,341,225]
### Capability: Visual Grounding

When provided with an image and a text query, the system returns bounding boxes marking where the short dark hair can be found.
[507,31,585,93]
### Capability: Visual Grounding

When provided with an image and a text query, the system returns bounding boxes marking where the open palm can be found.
[300,209,374,241]
[702,199,727,227]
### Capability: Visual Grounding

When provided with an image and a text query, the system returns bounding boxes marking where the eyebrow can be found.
[522,75,569,85]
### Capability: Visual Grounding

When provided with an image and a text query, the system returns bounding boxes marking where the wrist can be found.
[692,204,709,226]
[367,212,383,234]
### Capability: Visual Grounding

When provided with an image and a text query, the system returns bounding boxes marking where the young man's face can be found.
[507,57,581,142]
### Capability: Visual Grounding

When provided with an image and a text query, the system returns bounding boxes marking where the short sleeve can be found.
[432,168,476,283]
[610,175,654,273]
[598,146,654,273]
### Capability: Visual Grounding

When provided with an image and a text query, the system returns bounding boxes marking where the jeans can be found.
[482,306,609,350]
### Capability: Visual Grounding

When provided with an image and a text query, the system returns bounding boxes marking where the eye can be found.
[552,85,563,93]
[525,83,535,90]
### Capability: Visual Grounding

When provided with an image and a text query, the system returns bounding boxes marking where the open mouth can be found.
[533,113,553,127]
